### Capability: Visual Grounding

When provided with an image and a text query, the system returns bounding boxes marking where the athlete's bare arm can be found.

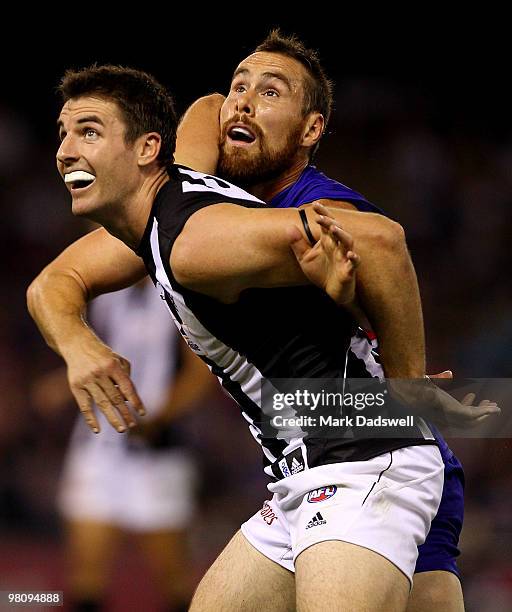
[27,206,354,433]
[171,203,358,304]
[174,94,225,173]
[27,227,147,433]
[304,199,425,378]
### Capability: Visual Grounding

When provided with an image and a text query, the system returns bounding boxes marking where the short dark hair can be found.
[254,30,333,156]
[58,64,177,169]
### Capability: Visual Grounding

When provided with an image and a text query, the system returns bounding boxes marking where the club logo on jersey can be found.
[306,512,327,529]
[260,501,278,526]
[307,485,337,503]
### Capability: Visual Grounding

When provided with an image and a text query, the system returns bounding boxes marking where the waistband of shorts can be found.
[268,439,439,481]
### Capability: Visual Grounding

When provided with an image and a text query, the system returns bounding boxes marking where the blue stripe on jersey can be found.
[269,165,383,214]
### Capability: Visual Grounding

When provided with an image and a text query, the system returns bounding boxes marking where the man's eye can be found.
[263,90,278,97]
[233,85,246,93]
[84,128,97,138]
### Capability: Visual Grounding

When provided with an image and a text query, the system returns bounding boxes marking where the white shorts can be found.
[58,431,198,532]
[241,444,444,584]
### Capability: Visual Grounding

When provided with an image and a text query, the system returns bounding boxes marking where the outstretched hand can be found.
[388,375,500,431]
[63,334,146,433]
[289,202,360,306]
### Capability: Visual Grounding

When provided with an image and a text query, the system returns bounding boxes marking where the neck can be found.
[97,169,169,250]
[249,158,308,201]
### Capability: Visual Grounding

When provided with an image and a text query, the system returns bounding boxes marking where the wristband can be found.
[299,209,316,246]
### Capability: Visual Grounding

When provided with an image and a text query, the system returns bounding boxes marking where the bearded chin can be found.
[218,130,303,187]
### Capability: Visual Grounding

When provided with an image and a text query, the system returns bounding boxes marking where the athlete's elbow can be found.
[201,92,226,108]
[385,219,407,251]
[370,217,407,254]
[26,276,41,319]
[26,267,55,319]
[182,93,226,121]
[27,266,89,316]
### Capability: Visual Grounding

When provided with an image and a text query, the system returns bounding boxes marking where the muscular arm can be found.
[174,94,224,174]
[27,227,146,356]
[172,98,359,303]
[27,227,147,432]
[302,200,425,378]
[171,203,357,303]
[171,205,306,300]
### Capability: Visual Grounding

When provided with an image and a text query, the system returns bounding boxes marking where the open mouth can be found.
[227,125,256,145]
[64,170,96,191]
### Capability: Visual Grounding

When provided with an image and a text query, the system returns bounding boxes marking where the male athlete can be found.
[176,31,469,612]
[27,63,496,611]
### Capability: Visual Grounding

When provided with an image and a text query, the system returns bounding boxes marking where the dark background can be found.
[1,19,511,611]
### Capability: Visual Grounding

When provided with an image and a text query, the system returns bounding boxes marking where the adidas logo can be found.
[290,457,304,474]
[306,512,327,529]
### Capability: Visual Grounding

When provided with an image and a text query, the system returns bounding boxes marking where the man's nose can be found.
[56,135,80,165]
[235,90,255,117]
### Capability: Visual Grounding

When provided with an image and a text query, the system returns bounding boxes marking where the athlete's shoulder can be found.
[271,165,383,214]
[138,165,268,261]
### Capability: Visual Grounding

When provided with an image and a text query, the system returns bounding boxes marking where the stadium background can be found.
[0,20,510,611]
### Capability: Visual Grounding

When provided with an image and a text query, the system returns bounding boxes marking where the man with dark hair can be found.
[59,64,178,168]
[216,30,332,184]
[253,29,333,160]
[28,61,495,611]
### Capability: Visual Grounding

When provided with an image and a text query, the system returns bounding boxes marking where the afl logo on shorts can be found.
[307,485,337,503]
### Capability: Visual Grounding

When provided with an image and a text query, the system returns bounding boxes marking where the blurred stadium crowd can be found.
[1,56,511,611]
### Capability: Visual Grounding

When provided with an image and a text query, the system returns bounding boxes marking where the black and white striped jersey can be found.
[136,165,436,480]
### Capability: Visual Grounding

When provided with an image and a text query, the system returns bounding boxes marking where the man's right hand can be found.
[62,334,146,433]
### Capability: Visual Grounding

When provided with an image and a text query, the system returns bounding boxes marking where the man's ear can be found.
[301,113,324,149]
[137,132,162,167]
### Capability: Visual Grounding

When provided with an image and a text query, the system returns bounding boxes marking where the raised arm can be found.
[27,227,148,433]
[174,94,225,174]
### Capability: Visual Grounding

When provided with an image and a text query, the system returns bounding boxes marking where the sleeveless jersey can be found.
[135,165,436,480]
